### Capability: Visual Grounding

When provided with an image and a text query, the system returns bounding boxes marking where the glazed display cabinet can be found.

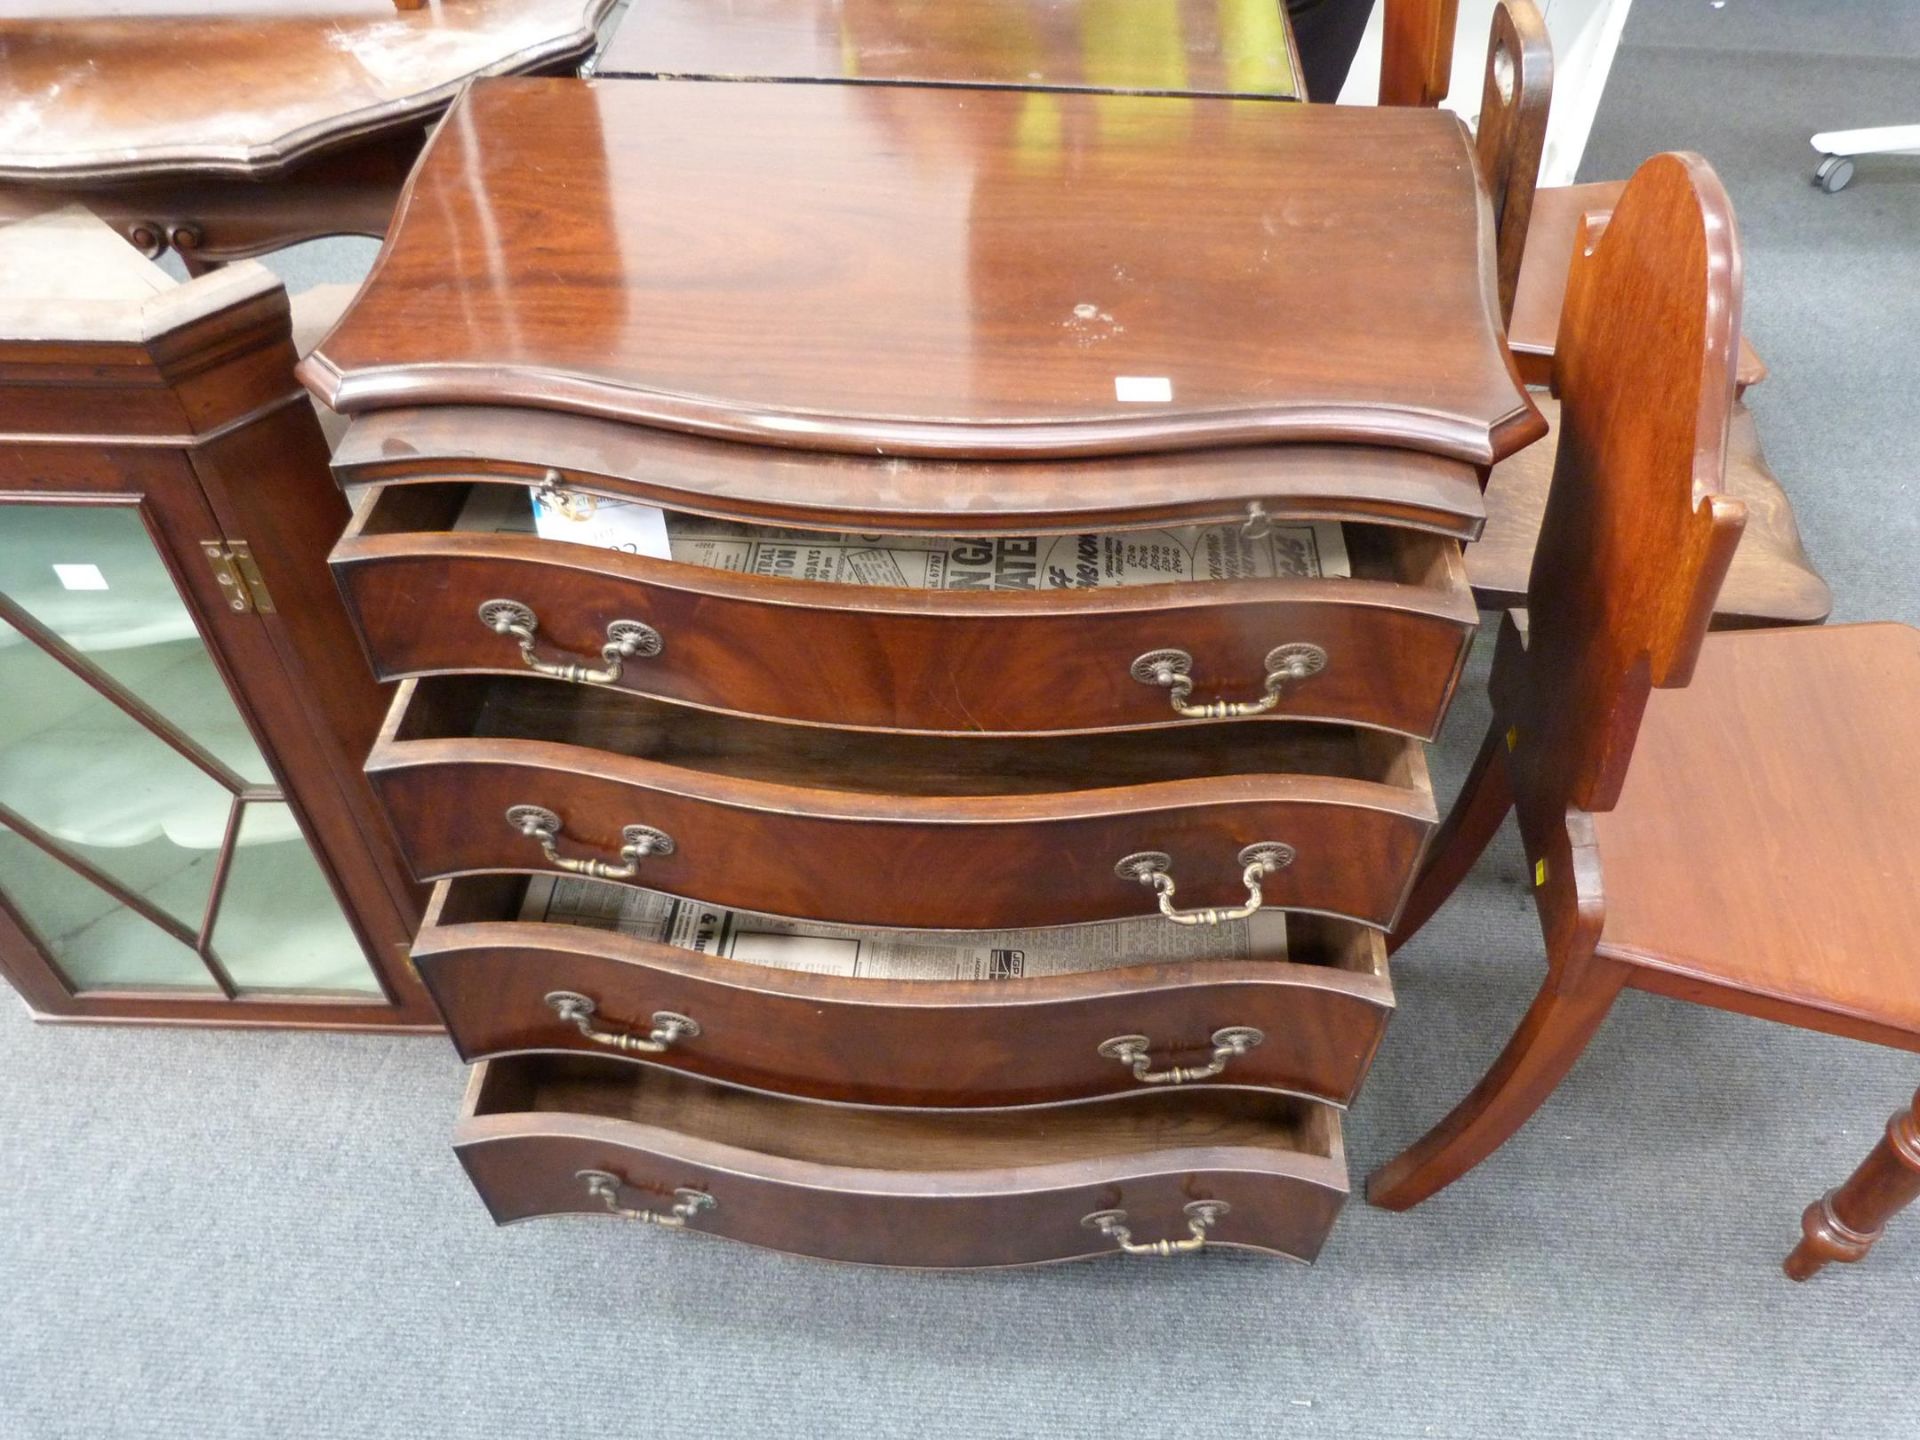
[0,208,434,1027]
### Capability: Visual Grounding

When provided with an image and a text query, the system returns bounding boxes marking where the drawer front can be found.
[369,748,1433,931]
[415,914,1393,1108]
[332,504,1476,740]
[455,1065,1349,1269]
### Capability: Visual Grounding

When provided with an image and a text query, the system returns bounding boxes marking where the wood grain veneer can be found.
[299,78,1543,464]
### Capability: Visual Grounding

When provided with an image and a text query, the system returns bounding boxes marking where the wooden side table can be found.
[0,208,435,1029]
[0,0,616,268]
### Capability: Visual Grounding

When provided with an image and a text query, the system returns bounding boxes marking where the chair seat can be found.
[1470,395,1832,627]
[1511,181,1769,391]
[1593,623,1920,1046]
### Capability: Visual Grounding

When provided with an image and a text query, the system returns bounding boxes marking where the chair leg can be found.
[1784,1089,1920,1281]
[1389,719,1515,954]
[1368,950,1626,1210]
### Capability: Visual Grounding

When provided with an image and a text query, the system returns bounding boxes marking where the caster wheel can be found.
[1814,155,1855,194]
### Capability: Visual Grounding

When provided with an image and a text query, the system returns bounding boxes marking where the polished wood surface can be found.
[1371,152,1748,1208]
[369,676,1437,931]
[1371,158,1920,1224]
[333,482,1477,739]
[1512,181,1769,391]
[330,406,1490,538]
[1378,0,1460,105]
[1470,395,1832,628]
[1592,626,1920,1044]
[0,209,432,1028]
[1473,0,1551,325]
[0,0,615,181]
[302,78,1544,464]
[1786,1089,1920,1280]
[598,0,1301,99]
[418,875,1393,1108]
[455,1054,1349,1266]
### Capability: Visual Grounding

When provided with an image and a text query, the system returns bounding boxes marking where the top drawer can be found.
[332,481,1477,740]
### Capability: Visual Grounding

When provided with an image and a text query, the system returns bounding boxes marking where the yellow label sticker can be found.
[1506,726,1520,751]
[1533,858,1548,887]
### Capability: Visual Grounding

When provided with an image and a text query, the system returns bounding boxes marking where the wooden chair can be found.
[1511,182,1769,390]
[1469,397,1831,628]
[1366,152,1920,1237]
[1380,0,1767,388]
[1380,0,1462,107]
[1459,2,1825,630]
[1470,0,1552,326]
[1786,1090,1920,1280]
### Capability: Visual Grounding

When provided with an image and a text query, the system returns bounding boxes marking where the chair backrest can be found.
[1474,0,1552,324]
[1380,0,1461,106]
[1506,152,1747,816]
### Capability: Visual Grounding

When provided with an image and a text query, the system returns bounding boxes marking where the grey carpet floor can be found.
[4,2,1917,1436]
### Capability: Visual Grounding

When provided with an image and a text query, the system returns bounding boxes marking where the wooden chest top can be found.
[596,0,1302,100]
[0,0,613,181]
[303,78,1542,464]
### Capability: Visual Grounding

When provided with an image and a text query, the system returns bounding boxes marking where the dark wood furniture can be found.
[1470,396,1832,628]
[1460,3,1822,629]
[0,0,615,269]
[1379,0,1461,106]
[306,77,1541,1267]
[0,208,433,1028]
[1511,181,1769,392]
[1786,1090,1920,1280]
[1470,0,1552,327]
[1364,155,1920,1236]
[595,0,1304,100]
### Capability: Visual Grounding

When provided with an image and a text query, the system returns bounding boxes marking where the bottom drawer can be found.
[455,1055,1349,1269]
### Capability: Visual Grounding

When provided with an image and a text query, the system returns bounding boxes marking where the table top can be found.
[0,0,615,182]
[597,0,1302,100]
[304,78,1542,465]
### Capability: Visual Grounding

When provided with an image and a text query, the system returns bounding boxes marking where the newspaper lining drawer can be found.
[416,874,1394,1107]
[332,480,1478,739]
[367,674,1438,932]
[454,1054,1350,1268]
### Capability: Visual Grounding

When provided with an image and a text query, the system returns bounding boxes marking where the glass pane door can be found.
[0,501,382,997]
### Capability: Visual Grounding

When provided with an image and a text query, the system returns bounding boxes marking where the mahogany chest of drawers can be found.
[304,76,1539,1268]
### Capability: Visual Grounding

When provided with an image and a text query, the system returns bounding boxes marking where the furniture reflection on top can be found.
[0,0,616,269]
[595,0,1304,100]
[1364,156,1920,1259]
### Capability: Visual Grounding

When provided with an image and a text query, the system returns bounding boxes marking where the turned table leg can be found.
[1785,1088,1920,1281]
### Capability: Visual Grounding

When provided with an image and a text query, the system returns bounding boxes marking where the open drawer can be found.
[416,874,1394,1108]
[331,479,1477,739]
[454,1054,1349,1267]
[366,675,1438,931]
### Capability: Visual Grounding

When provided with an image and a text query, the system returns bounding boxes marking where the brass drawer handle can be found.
[505,805,675,881]
[1082,1200,1229,1256]
[546,991,699,1054]
[1115,843,1294,926]
[577,1170,715,1229]
[478,598,661,686]
[1131,643,1327,719]
[1098,1026,1265,1085]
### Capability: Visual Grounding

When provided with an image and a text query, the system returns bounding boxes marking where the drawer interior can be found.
[393,675,1423,797]
[467,1052,1338,1170]
[427,873,1388,982]
[350,479,1461,593]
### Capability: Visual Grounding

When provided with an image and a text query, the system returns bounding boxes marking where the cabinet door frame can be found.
[0,454,438,1029]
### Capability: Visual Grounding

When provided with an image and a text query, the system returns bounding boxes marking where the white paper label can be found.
[529,488,671,559]
[52,564,108,591]
[1114,375,1173,403]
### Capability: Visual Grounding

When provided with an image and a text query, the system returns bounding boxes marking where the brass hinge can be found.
[200,540,276,615]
